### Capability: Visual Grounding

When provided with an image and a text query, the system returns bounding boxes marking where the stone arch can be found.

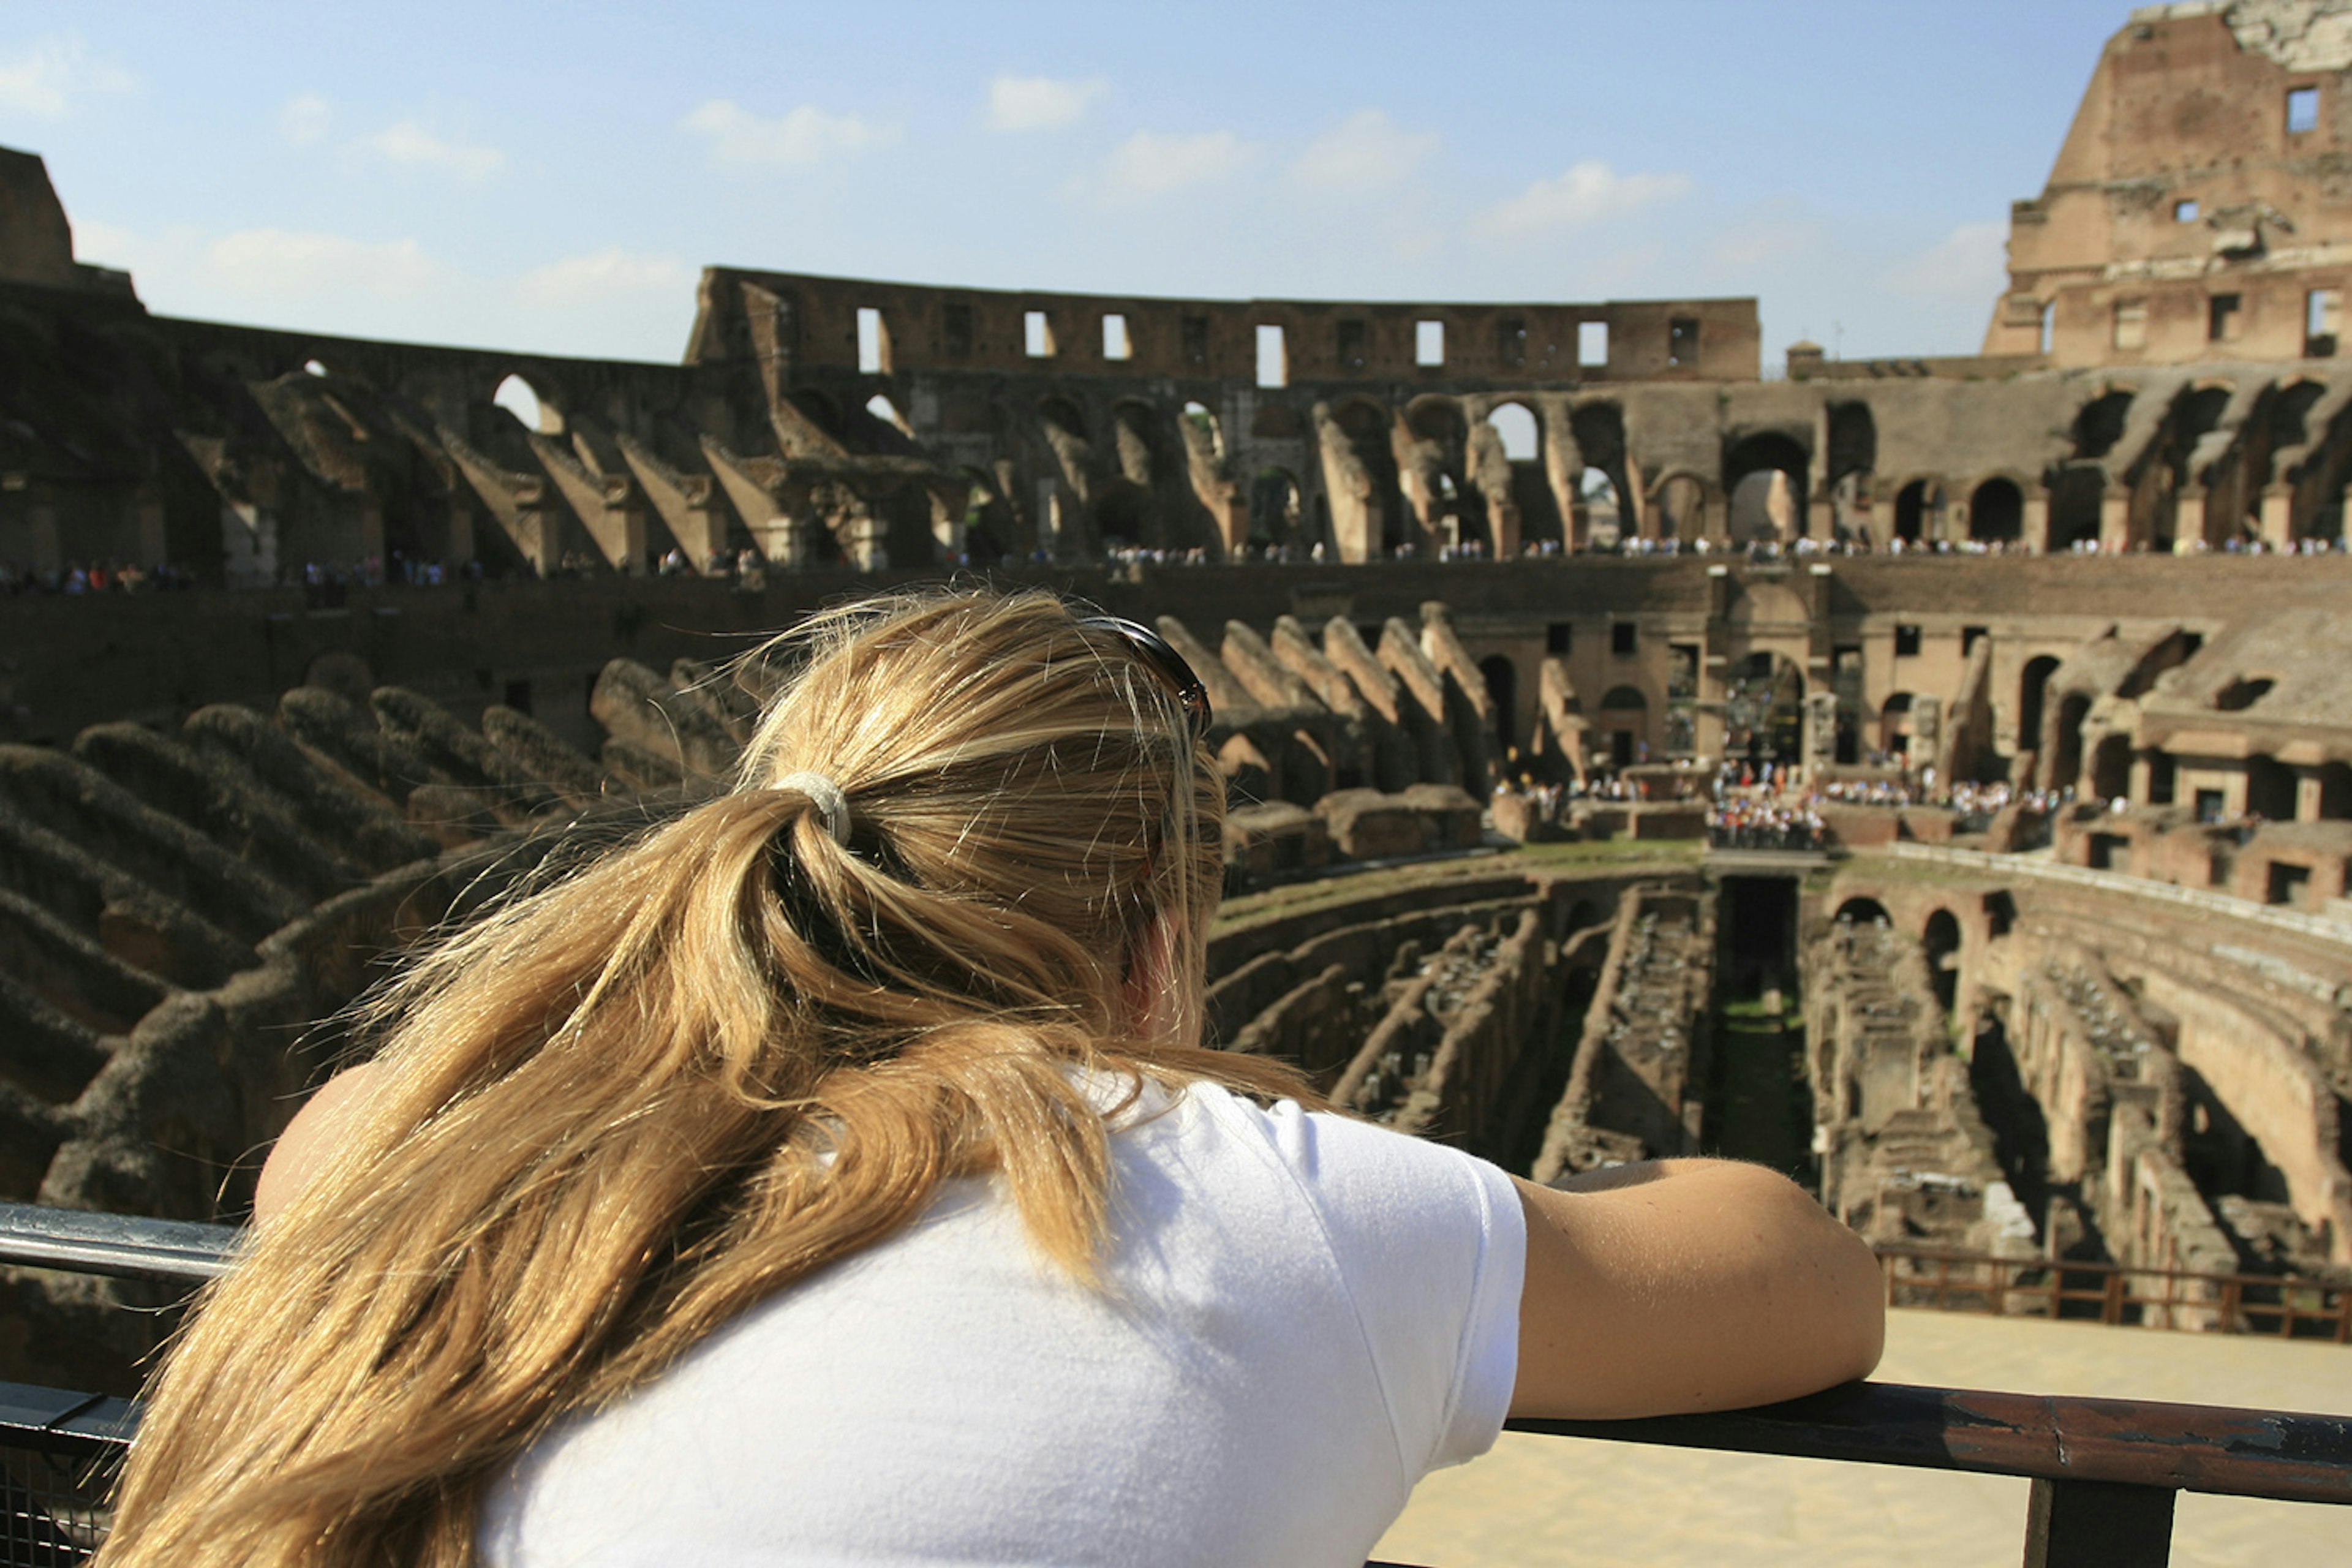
[1567,400,1632,546]
[1332,395,1407,553]
[1578,468,1622,546]
[1404,396,1476,548]
[1479,655,1519,753]
[2047,467,2105,549]
[492,372,554,434]
[1037,394,1089,445]
[1881,691,1917,760]
[1922,907,1962,1016]
[1826,402,1877,541]
[859,393,916,451]
[1182,401,1224,460]
[1967,475,2024,543]
[1646,466,1714,541]
[1835,896,1892,925]
[1405,395,1468,450]
[1485,401,1540,462]
[1725,431,1809,542]
[1249,469,1302,548]
[2266,378,2328,454]
[1093,476,1151,549]
[2018,655,2062,758]
[957,467,1016,561]
[1892,477,1937,543]
[1110,399,1158,488]
[2155,383,2233,548]
[2072,387,2134,461]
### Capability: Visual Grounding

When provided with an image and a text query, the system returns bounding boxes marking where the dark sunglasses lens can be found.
[1082,617,1212,729]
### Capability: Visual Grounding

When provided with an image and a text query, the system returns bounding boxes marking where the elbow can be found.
[1751,1166,1887,1386]
[1809,1188,1887,1384]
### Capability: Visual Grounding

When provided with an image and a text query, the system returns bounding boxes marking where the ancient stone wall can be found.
[1984,2,2352,369]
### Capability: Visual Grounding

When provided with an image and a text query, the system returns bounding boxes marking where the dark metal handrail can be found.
[0,1207,2345,1565]
[1510,1380,2352,1505]
[0,1200,238,1283]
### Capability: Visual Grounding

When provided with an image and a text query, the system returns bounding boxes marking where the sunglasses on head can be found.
[1079,616,1213,732]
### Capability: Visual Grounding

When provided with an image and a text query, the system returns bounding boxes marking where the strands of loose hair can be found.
[97,589,1314,1568]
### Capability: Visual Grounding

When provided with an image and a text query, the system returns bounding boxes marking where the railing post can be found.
[2022,1478,2176,1567]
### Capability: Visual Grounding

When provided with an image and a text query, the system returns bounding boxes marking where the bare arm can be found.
[252,1062,383,1226]
[1509,1159,1884,1420]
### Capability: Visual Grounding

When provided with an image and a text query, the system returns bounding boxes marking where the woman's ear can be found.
[1121,907,1202,1050]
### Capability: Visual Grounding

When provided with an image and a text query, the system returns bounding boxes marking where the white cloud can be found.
[985,74,1107,132]
[1475,159,1690,238]
[1077,129,1256,207]
[280,92,330,145]
[1291,109,1438,193]
[203,228,442,298]
[682,99,889,166]
[1886,221,2010,300]
[364,120,507,183]
[0,34,135,119]
[519,247,688,307]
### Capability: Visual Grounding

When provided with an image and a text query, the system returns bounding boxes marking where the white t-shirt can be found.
[478,1077,1526,1568]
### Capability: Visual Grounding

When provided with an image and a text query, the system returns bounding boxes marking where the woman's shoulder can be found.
[1096,1068,1517,1225]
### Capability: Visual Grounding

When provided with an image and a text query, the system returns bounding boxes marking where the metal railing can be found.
[0,1205,2346,1566]
[1879,1243,2352,1340]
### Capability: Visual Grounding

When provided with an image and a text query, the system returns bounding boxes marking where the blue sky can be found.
[7,1,2131,368]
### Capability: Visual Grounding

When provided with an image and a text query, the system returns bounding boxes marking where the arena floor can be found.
[1374,1308,2352,1567]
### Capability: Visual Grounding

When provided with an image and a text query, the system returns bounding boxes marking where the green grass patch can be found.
[1514,838,1705,868]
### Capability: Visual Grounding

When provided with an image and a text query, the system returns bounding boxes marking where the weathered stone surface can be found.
[591,658,742,779]
[1315,789,1428,859]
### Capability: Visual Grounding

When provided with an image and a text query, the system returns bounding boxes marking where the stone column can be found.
[1802,690,1840,778]
[2260,483,2296,548]
[2022,485,2051,554]
[2174,489,2208,549]
[2099,487,2133,553]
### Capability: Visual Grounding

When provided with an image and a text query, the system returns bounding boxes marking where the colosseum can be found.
[0,0,2348,1409]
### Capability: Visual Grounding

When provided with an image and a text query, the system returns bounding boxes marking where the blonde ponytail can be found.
[100,590,1312,1567]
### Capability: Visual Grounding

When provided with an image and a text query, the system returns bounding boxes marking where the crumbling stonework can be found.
[1531,883,1717,1182]
[1985,2,2352,369]
[1804,912,2024,1258]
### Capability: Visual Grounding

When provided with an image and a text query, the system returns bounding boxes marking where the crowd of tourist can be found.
[17,527,2344,592]
[1707,795,1828,851]
[1812,775,2068,818]
[0,559,202,594]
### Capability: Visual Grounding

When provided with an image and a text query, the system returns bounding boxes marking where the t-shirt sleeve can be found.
[1227,1096,1526,1477]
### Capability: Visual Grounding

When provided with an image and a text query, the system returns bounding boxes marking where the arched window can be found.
[1488,402,1539,462]
[1182,401,1224,459]
[1969,478,2023,543]
[493,374,548,434]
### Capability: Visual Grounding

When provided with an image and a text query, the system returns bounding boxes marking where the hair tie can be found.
[775,771,851,847]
